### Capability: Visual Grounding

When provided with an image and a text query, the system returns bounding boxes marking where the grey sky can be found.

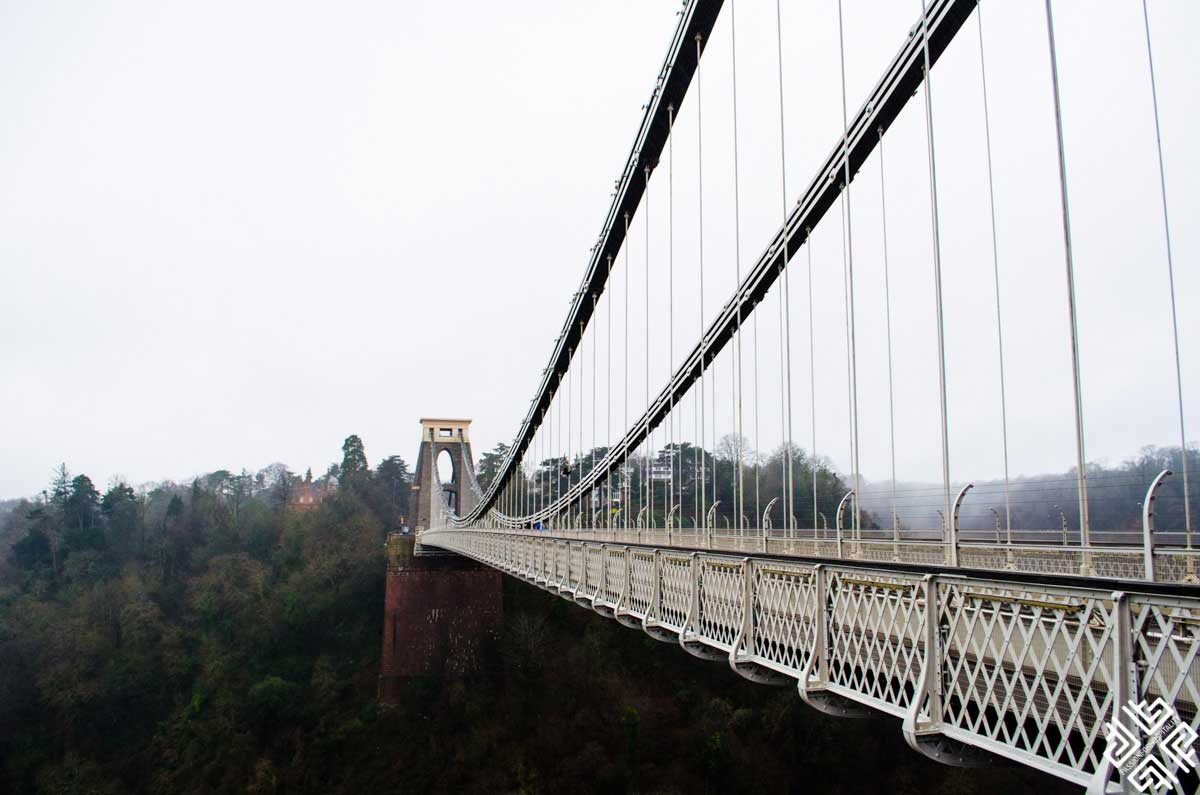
[1,1,1196,500]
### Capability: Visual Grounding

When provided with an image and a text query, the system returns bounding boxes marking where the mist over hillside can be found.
[854,445,1196,541]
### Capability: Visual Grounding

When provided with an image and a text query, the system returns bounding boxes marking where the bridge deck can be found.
[419,527,1200,792]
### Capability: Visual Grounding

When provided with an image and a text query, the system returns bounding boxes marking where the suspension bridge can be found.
[407,1,1199,792]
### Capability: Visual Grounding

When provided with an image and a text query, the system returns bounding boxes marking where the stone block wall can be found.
[378,542,501,702]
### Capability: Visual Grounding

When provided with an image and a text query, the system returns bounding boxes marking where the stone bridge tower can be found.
[379,417,500,703]
[410,417,479,531]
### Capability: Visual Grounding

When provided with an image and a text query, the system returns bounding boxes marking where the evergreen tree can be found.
[100,482,139,555]
[476,443,510,491]
[63,474,102,550]
[373,456,411,528]
[338,435,370,496]
[341,435,369,478]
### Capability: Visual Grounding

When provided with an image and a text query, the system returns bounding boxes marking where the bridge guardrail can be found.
[445,524,1200,585]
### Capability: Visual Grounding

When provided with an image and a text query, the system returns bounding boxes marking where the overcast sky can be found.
[2,1,1197,500]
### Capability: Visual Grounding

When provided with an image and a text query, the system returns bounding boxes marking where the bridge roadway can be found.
[418,527,1200,793]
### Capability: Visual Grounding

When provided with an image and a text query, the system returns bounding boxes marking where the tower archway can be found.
[410,418,477,531]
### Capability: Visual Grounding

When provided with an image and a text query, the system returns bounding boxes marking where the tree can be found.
[268,467,295,513]
[160,494,185,581]
[341,436,368,479]
[44,464,70,569]
[205,470,233,493]
[224,470,253,532]
[8,505,53,573]
[101,482,140,557]
[374,456,411,529]
[166,494,184,522]
[49,464,71,513]
[476,443,510,491]
[320,463,340,491]
[339,436,370,497]
[63,475,102,550]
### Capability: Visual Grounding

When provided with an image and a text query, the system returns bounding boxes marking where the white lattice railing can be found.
[419,527,1200,793]
[441,524,1200,586]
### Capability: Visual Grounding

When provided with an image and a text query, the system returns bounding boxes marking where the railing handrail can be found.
[421,524,1200,589]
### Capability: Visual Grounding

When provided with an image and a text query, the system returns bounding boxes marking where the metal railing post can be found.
[600,544,608,606]
[1142,469,1171,582]
[805,564,828,690]
[762,497,778,554]
[816,565,827,685]
[706,502,720,549]
[903,574,943,749]
[836,491,854,559]
[690,552,701,639]
[666,503,679,546]
[742,558,754,660]
[652,549,662,618]
[795,564,875,716]
[950,483,972,568]
[1088,591,1134,794]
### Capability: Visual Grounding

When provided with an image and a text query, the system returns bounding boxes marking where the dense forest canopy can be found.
[0,436,407,792]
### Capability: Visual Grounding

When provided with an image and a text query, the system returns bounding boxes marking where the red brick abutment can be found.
[378,535,501,703]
